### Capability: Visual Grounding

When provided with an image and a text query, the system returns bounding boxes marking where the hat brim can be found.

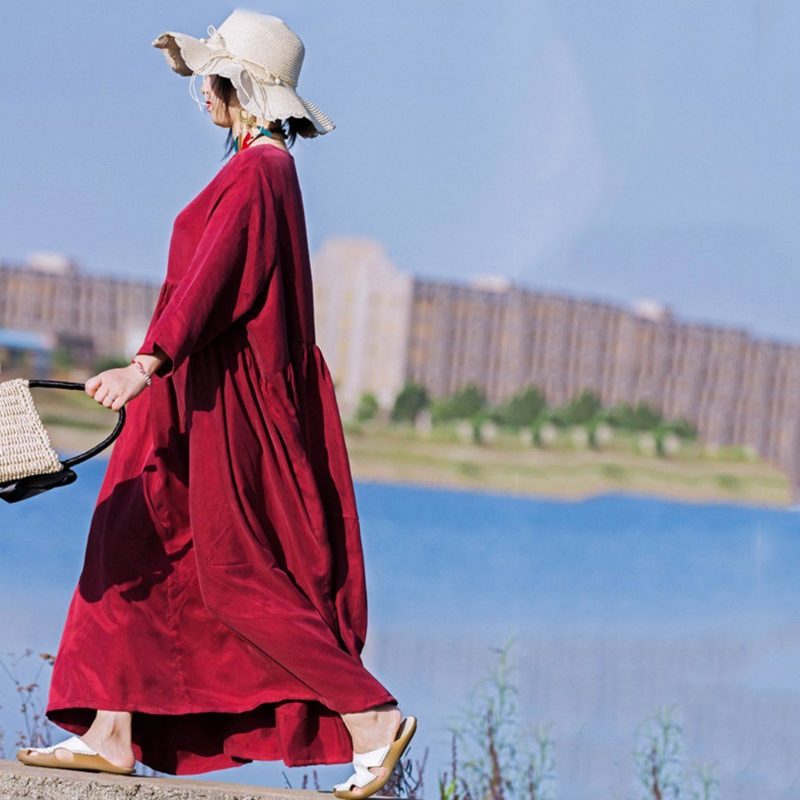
[152,31,335,137]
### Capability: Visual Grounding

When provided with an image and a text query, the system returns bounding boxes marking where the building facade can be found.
[310,238,413,412]
[312,238,800,496]
[0,254,159,366]
[3,242,800,495]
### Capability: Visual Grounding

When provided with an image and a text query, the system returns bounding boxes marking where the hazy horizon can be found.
[2,0,798,341]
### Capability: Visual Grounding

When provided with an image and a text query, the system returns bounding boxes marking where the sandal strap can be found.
[334,763,379,790]
[353,742,391,768]
[25,735,98,755]
[333,743,392,791]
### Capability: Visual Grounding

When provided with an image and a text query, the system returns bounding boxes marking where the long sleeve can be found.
[137,169,278,379]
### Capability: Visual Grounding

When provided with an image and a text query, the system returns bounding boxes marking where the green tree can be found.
[495,385,547,428]
[355,392,379,423]
[432,382,486,424]
[630,401,663,431]
[568,389,602,424]
[549,389,602,427]
[390,381,429,423]
[450,382,486,418]
[600,400,664,431]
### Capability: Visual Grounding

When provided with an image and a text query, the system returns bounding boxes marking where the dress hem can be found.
[46,689,398,718]
[45,690,399,773]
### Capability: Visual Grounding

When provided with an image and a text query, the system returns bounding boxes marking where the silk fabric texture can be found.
[44,144,397,774]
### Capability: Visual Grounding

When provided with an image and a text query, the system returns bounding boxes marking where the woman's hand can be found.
[85,364,150,411]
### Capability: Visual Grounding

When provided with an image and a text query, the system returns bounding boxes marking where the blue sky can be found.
[2,1,798,341]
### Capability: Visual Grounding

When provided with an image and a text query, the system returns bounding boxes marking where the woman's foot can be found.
[65,710,135,771]
[339,703,403,796]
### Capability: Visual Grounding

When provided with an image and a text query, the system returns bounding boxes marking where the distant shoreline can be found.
[341,427,791,509]
[45,420,792,510]
[32,374,790,509]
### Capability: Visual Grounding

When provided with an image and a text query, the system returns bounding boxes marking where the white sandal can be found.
[333,715,417,799]
[17,734,136,775]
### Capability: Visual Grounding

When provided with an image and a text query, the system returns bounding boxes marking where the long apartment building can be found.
[0,252,159,362]
[3,242,800,494]
[311,237,800,495]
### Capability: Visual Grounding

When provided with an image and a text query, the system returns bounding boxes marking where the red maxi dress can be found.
[45,143,397,775]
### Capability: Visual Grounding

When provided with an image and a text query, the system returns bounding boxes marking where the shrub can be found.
[355,392,379,422]
[392,382,430,424]
[495,386,547,429]
[431,384,487,425]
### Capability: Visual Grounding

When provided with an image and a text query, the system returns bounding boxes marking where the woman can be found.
[16,10,416,798]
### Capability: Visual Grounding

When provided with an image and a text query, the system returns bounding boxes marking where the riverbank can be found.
[31,387,792,508]
[342,422,791,507]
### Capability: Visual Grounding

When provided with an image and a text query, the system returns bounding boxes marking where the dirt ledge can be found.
[0,758,335,800]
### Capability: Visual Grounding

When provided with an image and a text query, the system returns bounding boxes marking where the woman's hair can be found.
[209,74,314,157]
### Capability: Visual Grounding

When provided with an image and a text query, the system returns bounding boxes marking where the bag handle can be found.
[27,379,127,468]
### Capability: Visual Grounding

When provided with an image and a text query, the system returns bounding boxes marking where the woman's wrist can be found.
[133,350,165,374]
[130,358,153,386]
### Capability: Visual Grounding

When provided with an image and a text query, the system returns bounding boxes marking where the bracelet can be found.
[130,358,152,386]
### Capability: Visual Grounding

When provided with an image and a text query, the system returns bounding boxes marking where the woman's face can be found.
[201,74,233,128]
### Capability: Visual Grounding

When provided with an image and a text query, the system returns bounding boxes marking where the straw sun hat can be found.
[152,8,335,137]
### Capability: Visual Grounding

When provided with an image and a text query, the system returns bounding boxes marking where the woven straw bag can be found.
[0,378,126,504]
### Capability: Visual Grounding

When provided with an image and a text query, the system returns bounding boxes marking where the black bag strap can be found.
[27,379,127,468]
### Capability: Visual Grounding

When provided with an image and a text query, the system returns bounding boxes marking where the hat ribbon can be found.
[195,25,295,89]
